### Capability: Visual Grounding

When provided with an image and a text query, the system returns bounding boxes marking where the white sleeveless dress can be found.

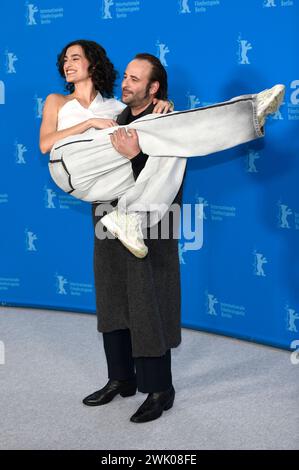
[49,92,262,228]
[57,92,125,132]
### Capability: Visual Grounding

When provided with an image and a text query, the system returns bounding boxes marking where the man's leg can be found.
[83,203,137,407]
[82,329,137,406]
[103,329,136,381]
[104,331,173,394]
[130,350,175,423]
[126,189,183,423]
[134,350,172,393]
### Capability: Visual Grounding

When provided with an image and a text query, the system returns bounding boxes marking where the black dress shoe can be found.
[130,385,175,423]
[83,378,137,406]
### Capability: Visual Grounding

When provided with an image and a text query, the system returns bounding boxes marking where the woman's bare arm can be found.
[39,94,93,154]
[39,94,117,154]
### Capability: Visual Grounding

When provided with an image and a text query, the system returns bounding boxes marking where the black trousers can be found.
[102,328,172,393]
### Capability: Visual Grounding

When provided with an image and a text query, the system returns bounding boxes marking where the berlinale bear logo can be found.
[0,81,5,104]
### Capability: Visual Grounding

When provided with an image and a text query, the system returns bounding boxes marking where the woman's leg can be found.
[49,134,136,203]
[49,94,261,203]
[128,94,263,158]
[101,87,284,257]
[115,95,263,227]
[49,88,284,257]
[49,86,284,210]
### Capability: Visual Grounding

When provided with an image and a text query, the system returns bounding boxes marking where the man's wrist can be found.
[129,150,143,160]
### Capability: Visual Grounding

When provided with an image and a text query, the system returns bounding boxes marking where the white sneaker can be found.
[101,210,148,259]
[256,84,285,127]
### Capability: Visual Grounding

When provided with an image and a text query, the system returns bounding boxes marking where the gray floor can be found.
[0,306,298,450]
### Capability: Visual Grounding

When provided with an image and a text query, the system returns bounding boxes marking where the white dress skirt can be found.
[49,92,263,228]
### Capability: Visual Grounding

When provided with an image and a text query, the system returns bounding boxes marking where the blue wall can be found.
[0,0,298,350]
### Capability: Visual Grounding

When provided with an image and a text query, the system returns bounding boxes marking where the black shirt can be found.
[119,103,155,180]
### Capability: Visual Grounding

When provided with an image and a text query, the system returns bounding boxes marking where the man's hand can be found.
[110,128,141,159]
[152,98,174,114]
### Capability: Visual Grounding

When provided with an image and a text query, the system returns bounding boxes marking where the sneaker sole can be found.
[101,215,148,259]
[264,85,285,115]
[101,214,120,238]
[119,238,148,259]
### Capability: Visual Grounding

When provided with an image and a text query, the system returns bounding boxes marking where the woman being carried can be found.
[40,40,285,258]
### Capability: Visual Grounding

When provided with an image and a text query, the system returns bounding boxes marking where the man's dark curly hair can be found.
[56,39,118,97]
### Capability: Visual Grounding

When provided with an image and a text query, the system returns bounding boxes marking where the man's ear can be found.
[149,81,160,97]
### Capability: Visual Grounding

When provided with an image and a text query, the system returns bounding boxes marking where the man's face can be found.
[121,59,156,107]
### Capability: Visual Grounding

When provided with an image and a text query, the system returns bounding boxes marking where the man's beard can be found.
[122,84,151,106]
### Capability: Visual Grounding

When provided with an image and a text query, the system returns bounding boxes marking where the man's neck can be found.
[130,100,154,116]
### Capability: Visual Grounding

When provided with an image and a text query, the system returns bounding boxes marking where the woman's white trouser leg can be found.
[117,96,263,227]
[49,96,262,227]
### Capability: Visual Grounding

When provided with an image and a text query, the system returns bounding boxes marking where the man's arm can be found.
[110,128,148,179]
[130,150,149,179]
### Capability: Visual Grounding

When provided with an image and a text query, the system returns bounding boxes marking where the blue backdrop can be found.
[0,0,298,350]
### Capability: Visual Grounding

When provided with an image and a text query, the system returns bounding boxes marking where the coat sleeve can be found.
[131,150,149,180]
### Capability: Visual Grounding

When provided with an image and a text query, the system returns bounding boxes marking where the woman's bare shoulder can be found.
[45,93,73,106]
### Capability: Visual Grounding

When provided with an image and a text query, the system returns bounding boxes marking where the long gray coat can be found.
[92,104,185,357]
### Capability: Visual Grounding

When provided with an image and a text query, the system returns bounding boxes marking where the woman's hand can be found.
[89,118,118,129]
[152,99,174,114]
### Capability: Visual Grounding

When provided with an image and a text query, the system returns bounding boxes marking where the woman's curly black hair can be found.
[56,39,118,97]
